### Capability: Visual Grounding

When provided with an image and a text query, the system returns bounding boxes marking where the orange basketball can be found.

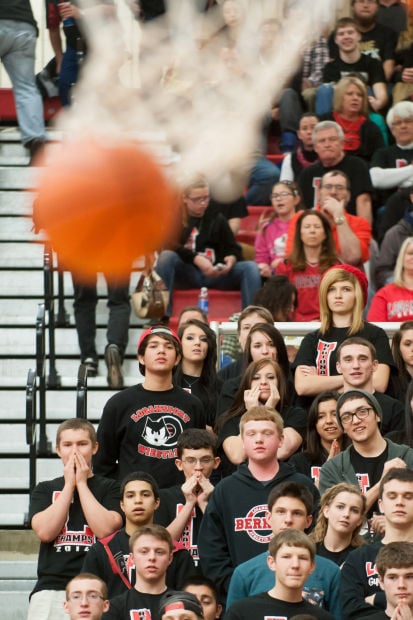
[35,138,178,282]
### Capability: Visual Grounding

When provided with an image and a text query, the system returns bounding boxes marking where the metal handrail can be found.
[43,245,61,388]
[25,368,37,495]
[76,364,88,419]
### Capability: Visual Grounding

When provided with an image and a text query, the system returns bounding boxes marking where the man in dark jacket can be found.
[156,176,261,320]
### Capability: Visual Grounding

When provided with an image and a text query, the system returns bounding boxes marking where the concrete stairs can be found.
[0,128,148,618]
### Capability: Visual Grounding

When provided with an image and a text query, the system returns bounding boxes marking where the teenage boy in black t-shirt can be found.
[104,525,173,620]
[224,530,333,620]
[93,326,205,487]
[28,418,123,620]
[155,429,220,566]
[82,471,196,597]
[368,542,413,620]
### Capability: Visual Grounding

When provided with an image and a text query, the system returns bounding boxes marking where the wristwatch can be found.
[334,215,345,226]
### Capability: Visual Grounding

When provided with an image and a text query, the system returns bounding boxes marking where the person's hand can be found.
[298,365,317,377]
[370,514,386,538]
[368,95,380,112]
[391,602,413,620]
[58,2,81,20]
[74,450,92,486]
[382,457,407,478]
[196,475,215,510]
[63,452,77,490]
[402,68,413,84]
[221,255,236,274]
[320,196,345,221]
[327,439,341,460]
[181,475,199,505]
[265,381,280,408]
[258,263,272,278]
[194,255,216,278]
[244,384,261,409]
[270,258,283,271]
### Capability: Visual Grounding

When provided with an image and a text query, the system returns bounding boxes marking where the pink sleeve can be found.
[254,227,271,264]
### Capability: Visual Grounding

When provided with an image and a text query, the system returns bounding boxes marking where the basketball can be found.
[35,138,178,282]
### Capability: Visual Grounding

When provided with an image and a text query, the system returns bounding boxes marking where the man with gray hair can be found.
[298,121,373,222]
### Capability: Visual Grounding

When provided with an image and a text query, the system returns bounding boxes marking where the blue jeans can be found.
[315,83,334,116]
[245,157,280,206]
[156,251,262,317]
[59,45,78,106]
[0,20,45,145]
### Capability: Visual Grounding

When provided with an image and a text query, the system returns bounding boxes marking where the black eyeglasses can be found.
[339,406,373,426]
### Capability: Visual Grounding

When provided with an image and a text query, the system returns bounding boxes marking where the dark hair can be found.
[253,276,297,321]
[288,210,338,273]
[265,180,303,225]
[376,542,413,578]
[138,329,181,376]
[243,323,290,380]
[182,575,220,603]
[320,169,351,191]
[392,321,413,393]
[378,468,413,500]
[216,358,287,432]
[334,17,359,36]
[178,305,208,325]
[267,481,313,515]
[304,391,343,464]
[177,428,217,458]
[237,305,274,333]
[336,337,377,361]
[120,471,160,501]
[175,319,218,388]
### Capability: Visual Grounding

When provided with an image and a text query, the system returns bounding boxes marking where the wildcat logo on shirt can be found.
[234,504,271,543]
[52,491,95,551]
[131,405,190,458]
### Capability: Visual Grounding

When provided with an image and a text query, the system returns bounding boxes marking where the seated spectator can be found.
[276,210,339,322]
[328,0,398,82]
[370,101,413,206]
[226,531,335,620]
[280,114,320,181]
[377,186,413,241]
[293,265,394,398]
[368,237,413,321]
[298,121,373,221]
[208,193,248,237]
[226,482,340,613]
[182,576,223,620]
[217,322,293,419]
[198,407,319,598]
[253,275,297,323]
[310,483,366,567]
[82,471,196,597]
[321,76,384,161]
[174,320,222,429]
[288,391,344,485]
[375,542,413,620]
[155,429,220,567]
[156,176,262,321]
[288,170,372,265]
[301,30,330,112]
[317,17,388,116]
[392,41,413,104]
[254,180,303,278]
[375,193,413,287]
[390,321,413,402]
[217,358,306,473]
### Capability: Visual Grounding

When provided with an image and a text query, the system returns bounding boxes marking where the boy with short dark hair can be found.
[183,575,223,620]
[155,429,220,566]
[372,542,413,620]
[105,524,174,620]
[93,326,205,487]
[28,418,123,620]
[225,530,333,620]
[82,471,196,597]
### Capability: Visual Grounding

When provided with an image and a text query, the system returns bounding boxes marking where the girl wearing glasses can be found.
[254,181,302,278]
[293,264,394,398]
[276,210,339,321]
[175,319,222,430]
[310,483,366,567]
[216,358,306,476]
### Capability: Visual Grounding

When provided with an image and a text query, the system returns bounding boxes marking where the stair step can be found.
[0,242,44,268]
[0,191,34,215]
[0,168,39,190]
[0,216,37,239]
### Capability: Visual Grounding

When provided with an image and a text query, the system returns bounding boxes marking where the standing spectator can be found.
[198,407,318,598]
[298,121,373,221]
[156,176,261,321]
[0,0,46,163]
[28,419,123,620]
[317,17,388,115]
[277,210,339,322]
[93,326,204,487]
[254,180,303,278]
[368,237,413,321]
[293,265,394,398]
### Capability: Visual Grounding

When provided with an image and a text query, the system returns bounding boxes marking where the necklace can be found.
[182,374,200,388]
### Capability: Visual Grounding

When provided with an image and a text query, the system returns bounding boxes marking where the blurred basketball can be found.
[35,138,178,282]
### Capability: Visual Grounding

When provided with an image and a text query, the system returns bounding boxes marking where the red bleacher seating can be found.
[170,289,242,327]
[236,205,271,245]
[0,88,61,122]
